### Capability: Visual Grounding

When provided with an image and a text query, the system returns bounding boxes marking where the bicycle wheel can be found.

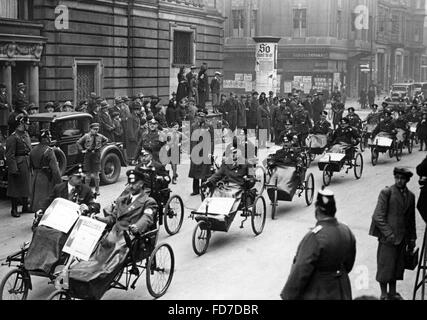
[371,148,379,166]
[251,196,266,236]
[304,173,315,206]
[0,268,30,300]
[47,290,72,300]
[163,195,184,236]
[354,153,364,179]
[396,142,402,161]
[192,221,211,256]
[322,164,332,186]
[254,165,266,195]
[146,243,174,299]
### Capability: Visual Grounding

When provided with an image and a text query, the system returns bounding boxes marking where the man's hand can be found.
[129,224,139,235]
[79,204,89,213]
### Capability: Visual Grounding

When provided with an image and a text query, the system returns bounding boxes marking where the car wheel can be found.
[100,153,121,185]
[53,148,67,175]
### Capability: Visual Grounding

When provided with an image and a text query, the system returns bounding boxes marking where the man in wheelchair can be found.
[371,110,397,141]
[202,147,256,203]
[329,117,360,158]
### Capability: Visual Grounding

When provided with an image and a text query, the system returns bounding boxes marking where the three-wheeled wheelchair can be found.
[190,175,266,257]
[370,133,401,166]
[318,144,364,186]
[264,146,315,220]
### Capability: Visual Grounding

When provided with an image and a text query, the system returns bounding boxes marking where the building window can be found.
[293,8,307,38]
[173,31,193,65]
[391,14,400,35]
[73,60,102,107]
[232,9,245,37]
[0,0,32,20]
[337,10,342,39]
[250,10,257,37]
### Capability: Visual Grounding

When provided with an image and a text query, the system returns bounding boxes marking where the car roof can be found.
[29,112,93,122]
[392,83,413,86]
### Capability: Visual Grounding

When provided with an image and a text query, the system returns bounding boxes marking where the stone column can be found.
[29,62,39,109]
[1,62,13,106]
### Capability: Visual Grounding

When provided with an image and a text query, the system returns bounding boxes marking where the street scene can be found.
[1,0,427,302]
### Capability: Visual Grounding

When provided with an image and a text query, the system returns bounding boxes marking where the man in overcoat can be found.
[280,188,356,300]
[99,100,115,141]
[197,63,209,109]
[189,111,214,196]
[6,114,32,217]
[246,92,259,132]
[257,95,271,148]
[369,167,417,300]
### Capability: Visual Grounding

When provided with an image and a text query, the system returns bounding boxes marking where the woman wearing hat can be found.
[29,130,62,212]
[5,114,32,217]
[369,167,417,300]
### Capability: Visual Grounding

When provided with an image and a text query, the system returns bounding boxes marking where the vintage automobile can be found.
[0,112,127,190]
[414,82,427,99]
[390,83,415,103]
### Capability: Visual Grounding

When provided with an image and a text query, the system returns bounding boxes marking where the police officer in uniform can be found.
[134,118,166,164]
[293,102,312,146]
[280,188,356,300]
[6,114,32,217]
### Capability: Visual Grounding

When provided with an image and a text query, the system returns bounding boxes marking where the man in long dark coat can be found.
[224,93,238,132]
[197,63,209,110]
[369,167,417,300]
[6,114,32,217]
[281,189,356,300]
[189,111,214,196]
[247,92,259,132]
[99,100,115,141]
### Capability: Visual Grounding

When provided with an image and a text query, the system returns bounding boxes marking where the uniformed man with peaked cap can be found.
[280,188,356,300]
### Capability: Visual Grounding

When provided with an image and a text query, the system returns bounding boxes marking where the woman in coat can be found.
[29,130,61,212]
[257,95,271,148]
[176,66,188,103]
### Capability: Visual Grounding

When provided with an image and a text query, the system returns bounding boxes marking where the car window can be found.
[58,118,91,138]
[392,86,408,91]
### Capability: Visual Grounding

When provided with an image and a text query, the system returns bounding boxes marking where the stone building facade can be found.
[0,0,224,109]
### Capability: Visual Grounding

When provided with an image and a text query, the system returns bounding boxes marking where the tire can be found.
[359,139,365,152]
[47,290,71,300]
[254,165,266,195]
[322,164,332,186]
[53,148,67,175]
[396,142,403,161]
[271,188,277,220]
[100,152,121,185]
[354,153,363,180]
[0,269,30,300]
[389,146,394,158]
[192,221,211,256]
[251,196,266,236]
[163,195,184,236]
[371,148,379,166]
[304,173,315,206]
[146,243,174,299]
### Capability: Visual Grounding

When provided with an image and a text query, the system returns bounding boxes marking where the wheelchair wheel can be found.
[371,148,379,166]
[146,243,175,298]
[396,142,403,161]
[389,146,395,158]
[304,173,315,206]
[254,165,266,195]
[192,221,211,256]
[251,196,266,236]
[47,290,72,300]
[354,153,363,179]
[322,164,332,186]
[163,195,184,236]
[359,139,365,152]
[0,268,30,300]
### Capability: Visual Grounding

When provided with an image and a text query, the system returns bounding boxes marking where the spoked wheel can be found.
[408,138,413,154]
[0,268,30,300]
[254,165,266,195]
[371,148,379,166]
[354,153,364,180]
[47,290,72,300]
[251,196,266,236]
[322,164,332,186]
[359,138,365,152]
[192,221,211,256]
[271,179,278,220]
[389,146,395,158]
[146,243,175,298]
[396,142,403,161]
[163,195,184,236]
[304,173,315,206]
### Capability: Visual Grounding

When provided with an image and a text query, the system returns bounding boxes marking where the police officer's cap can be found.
[393,167,413,179]
[316,188,336,216]
[67,164,85,177]
[252,91,259,96]
[382,101,389,107]
[17,82,26,89]
[39,129,52,141]
[148,118,158,125]
[15,114,30,125]
[348,107,355,112]
[126,169,145,184]
[90,122,100,129]
[190,65,197,70]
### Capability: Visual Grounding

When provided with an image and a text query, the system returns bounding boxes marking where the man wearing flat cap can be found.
[77,123,108,196]
[6,114,32,217]
[369,167,416,300]
[281,188,356,300]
